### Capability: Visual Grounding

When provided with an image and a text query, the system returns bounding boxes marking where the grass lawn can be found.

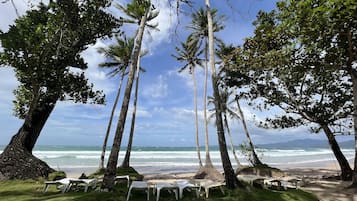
[0,179,318,201]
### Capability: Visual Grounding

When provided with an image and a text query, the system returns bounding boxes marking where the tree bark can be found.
[321,125,353,181]
[122,58,141,168]
[350,70,357,185]
[223,113,241,167]
[205,0,241,188]
[102,7,149,191]
[192,69,203,167]
[100,73,125,170]
[235,98,263,166]
[203,42,213,167]
[0,99,56,180]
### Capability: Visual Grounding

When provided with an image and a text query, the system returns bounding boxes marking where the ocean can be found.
[0,146,354,175]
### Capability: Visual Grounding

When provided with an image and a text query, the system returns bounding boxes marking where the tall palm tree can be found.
[205,0,241,188]
[172,35,204,167]
[121,52,147,168]
[208,90,242,168]
[102,0,159,190]
[97,36,134,170]
[187,7,223,169]
[234,96,263,166]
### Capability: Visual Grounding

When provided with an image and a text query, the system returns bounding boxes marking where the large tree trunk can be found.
[192,69,203,167]
[122,59,141,168]
[321,125,353,181]
[235,98,263,166]
[102,7,148,191]
[100,73,125,170]
[203,43,213,167]
[205,1,241,189]
[0,100,55,180]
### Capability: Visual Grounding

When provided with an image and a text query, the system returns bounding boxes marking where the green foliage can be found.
[225,0,356,134]
[0,0,119,118]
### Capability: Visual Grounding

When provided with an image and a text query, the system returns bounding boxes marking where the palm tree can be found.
[205,0,241,188]
[208,90,242,168]
[121,51,147,168]
[187,7,223,169]
[234,96,263,166]
[102,0,159,190]
[172,35,204,167]
[97,36,134,170]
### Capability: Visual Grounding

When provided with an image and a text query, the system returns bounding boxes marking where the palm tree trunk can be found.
[235,98,263,166]
[192,69,203,167]
[205,0,241,189]
[102,6,149,191]
[122,56,141,168]
[321,124,353,181]
[203,42,213,167]
[352,71,357,185]
[223,114,241,167]
[99,73,125,170]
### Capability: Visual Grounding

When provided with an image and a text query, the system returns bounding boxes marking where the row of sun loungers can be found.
[44,174,301,200]
[126,179,225,201]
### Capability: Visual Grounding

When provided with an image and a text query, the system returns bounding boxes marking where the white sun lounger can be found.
[153,182,178,201]
[115,175,130,187]
[43,178,97,193]
[194,179,225,198]
[175,180,199,199]
[126,181,150,201]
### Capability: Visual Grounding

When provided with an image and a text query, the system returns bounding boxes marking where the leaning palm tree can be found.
[205,0,241,188]
[121,51,147,168]
[97,36,134,170]
[208,90,242,168]
[172,35,204,167]
[102,0,159,191]
[234,95,263,166]
[187,7,224,169]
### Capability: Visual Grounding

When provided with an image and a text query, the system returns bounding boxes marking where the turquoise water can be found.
[0,145,354,175]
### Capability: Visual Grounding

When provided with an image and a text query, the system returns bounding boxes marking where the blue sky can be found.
[0,0,353,147]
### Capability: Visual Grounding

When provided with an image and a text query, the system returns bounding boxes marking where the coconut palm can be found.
[208,90,242,168]
[102,0,159,190]
[121,51,147,168]
[97,36,134,170]
[234,96,263,166]
[187,7,223,169]
[172,35,204,167]
[205,0,241,188]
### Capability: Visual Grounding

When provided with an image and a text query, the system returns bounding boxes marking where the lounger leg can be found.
[220,186,225,195]
[147,187,150,201]
[126,187,132,201]
[179,188,183,199]
[156,188,161,201]
[43,184,49,193]
[174,189,178,200]
[84,185,89,192]
[206,188,209,198]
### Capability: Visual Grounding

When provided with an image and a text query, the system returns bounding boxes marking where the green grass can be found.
[0,179,318,201]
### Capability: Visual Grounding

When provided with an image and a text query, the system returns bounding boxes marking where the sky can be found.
[0,0,353,147]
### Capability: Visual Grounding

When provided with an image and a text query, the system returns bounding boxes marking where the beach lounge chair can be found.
[175,180,199,199]
[43,178,97,193]
[194,179,225,198]
[126,181,150,201]
[153,182,178,201]
[115,175,130,187]
[66,178,97,192]
[43,178,71,193]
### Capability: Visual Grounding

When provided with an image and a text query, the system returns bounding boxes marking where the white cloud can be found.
[142,0,178,52]
[142,75,168,98]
